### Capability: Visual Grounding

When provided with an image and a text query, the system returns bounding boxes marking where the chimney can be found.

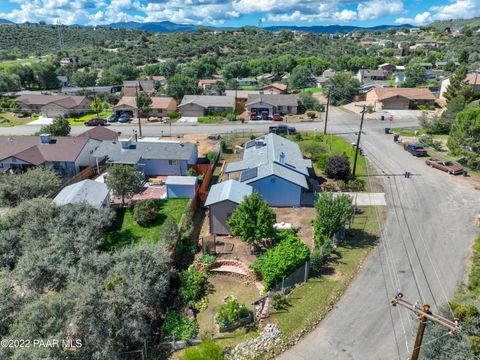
[279,151,285,164]
[120,137,132,149]
[40,134,52,144]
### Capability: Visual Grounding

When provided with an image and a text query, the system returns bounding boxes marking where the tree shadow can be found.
[342,228,379,250]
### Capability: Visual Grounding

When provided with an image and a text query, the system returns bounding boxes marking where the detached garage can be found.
[166,176,198,199]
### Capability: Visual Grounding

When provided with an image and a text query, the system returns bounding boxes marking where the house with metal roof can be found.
[205,179,253,235]
[92,138,198,177]
[245,94,299,117]
[225,133,312,207]
[54,179,110,207]
[178,95,235,117]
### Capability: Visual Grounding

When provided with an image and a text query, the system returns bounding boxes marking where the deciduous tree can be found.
[105,165,143,206]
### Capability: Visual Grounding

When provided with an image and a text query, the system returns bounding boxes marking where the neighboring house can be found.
[151,76,167,87]
[425,70,440,80]
[225,133,312,207]
[262,83,288,94]
[419,62,434,69]
[313,76,329,88]
[16,94,92,118]
[322,69,336,78]
[113,96,177,118]
[57,76,70,87]
[54,179,110,207]
[395,74,406,84]
[236,77,257,87]
[225,90,260,110]
[0,134,98,177]
[92,138,198,177]
[178,95,235,117]
[440,73,480,99]
[122,80,156,96]
[76,126,119,143]
[359,81,391,93]
[256,73,277,82]
[357,69,388,83]
[366,88,436,110]
[166,176,198,199]
[245,94,299,116]
[60,56,78,67]
[205,179,253,235]
[198,79,221,91]
[378,63,397,74]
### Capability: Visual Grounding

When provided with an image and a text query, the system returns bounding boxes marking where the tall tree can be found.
[137,91,152,121]
[39,115,71,136]
[71,70,97,87]
[166,75,202,101]
[227,192,276,244]
[444,65,468,101]
[288,65,311,89]
[313,192,353,245]
[403,64,426,88]
[105,165,143,206]
[447,107,480,169]
[326,72,360,106]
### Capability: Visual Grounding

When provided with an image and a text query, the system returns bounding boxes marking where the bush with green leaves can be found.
[215,296,250,328]
[161,311,198,341]
[133,200,158,226]
[251,231,310,289]
[325,155,351,180]
[179,267,207,305]
[311,241,334,275]
[199,254,217,266]
[170,111,180,120]
[181,340,224,360]
[207,151,218,164]
[313,192,353,245]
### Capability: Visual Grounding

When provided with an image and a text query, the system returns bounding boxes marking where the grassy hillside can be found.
[428,17,480,31]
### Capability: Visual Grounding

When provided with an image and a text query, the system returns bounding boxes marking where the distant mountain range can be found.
[0,18,413,34]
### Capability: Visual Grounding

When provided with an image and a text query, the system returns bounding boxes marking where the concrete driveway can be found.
[278,111,479,360]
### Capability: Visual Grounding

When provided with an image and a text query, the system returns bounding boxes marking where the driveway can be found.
[278,110,479,360]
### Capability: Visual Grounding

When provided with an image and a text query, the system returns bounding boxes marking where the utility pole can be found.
[391,293,460,360]
[323,86,332,135]
[352,104,366,177]
[135,85,143,138]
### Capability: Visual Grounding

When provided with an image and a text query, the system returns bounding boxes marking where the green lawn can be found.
[198,116,226,124]
[103,198,189,250]
[67,111,112,125]
[301,87,324,93]
[0,57,47,71]
[0,112,38,127]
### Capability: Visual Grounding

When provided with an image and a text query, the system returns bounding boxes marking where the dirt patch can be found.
[273,207,316,249]
[160,134,218,157]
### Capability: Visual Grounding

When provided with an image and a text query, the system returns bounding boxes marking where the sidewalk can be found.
[336,192,386,206]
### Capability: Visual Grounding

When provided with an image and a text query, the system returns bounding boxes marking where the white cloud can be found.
[357,0,404,21]
[334,9,357,22]
[395,0,480,26]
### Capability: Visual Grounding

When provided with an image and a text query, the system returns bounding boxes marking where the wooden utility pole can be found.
[135,85,143,138]
[323,87,332,135]
[352,104,366,177]
[391,293,460,360]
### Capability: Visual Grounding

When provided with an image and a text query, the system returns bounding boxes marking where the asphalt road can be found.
[1,107,477,359]
[278,110,479,360]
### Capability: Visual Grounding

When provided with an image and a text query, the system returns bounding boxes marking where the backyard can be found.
[103,198,189,250]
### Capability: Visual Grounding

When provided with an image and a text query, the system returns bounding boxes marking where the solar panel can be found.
[245,140,256,149]
[240,167,258,182]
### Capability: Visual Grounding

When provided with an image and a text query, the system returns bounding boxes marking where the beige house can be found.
[366,88,436,110]
[262,83,288,94]
[178,95,235,117]
[113,96,177,118]
[16,94,91,118]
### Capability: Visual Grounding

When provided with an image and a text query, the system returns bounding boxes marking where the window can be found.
[169,160,177,165]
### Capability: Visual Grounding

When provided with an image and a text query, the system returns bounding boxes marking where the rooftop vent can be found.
[40,134,52,144]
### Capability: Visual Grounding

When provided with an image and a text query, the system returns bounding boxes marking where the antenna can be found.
[56,19,65,50]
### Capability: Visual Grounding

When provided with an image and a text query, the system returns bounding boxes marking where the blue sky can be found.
[0,0,478,27]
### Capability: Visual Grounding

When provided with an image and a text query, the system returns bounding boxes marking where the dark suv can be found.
[404,143,427,157]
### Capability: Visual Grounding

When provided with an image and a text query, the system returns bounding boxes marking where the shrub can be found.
[161,311,198,341]
[251,231,310,289]
[272,292,290,310]
[187,168,197,176]
[306,111,316,119]
[133,200,158,226]
[220,139,227,152]
[311,241,333,275]
[226,112,237,121]
[315,153,330,171]
[170,111,180,120]
[347,178,366,191]
[325,155,351,180]
[313,192,353,243]
[207,151,218,164]
[179,268,207,304]
[215,296,249,328]
[181,340,224,360]
[199,254,217,266]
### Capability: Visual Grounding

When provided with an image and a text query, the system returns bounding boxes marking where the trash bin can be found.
[384,128,391,134]
[393,134,399,142]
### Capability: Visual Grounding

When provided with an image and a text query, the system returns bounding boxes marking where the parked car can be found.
[269,124,296,135]
[291,89,300,94]
[404,143,428,157]
[84,118,107,126]
[261,112,269,120]
[425,158,464,175]
[118,113,131,123]
[108,114,119,122]
[250,112,258,120]
[272,113,283,121]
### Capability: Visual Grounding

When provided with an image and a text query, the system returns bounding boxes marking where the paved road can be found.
[0,107,418,137]
[278,111,479,360]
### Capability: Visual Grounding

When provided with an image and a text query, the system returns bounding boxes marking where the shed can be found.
[205,180,253,235]
[166,176,198,199]
[53,179,109,207]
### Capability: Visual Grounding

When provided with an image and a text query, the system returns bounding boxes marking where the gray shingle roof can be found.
[178,95,235,108]
[92,140,196,164]
[225,133,311,189]
[205,179,253,206]
[245,94,298,107]
[54,180,109,207]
